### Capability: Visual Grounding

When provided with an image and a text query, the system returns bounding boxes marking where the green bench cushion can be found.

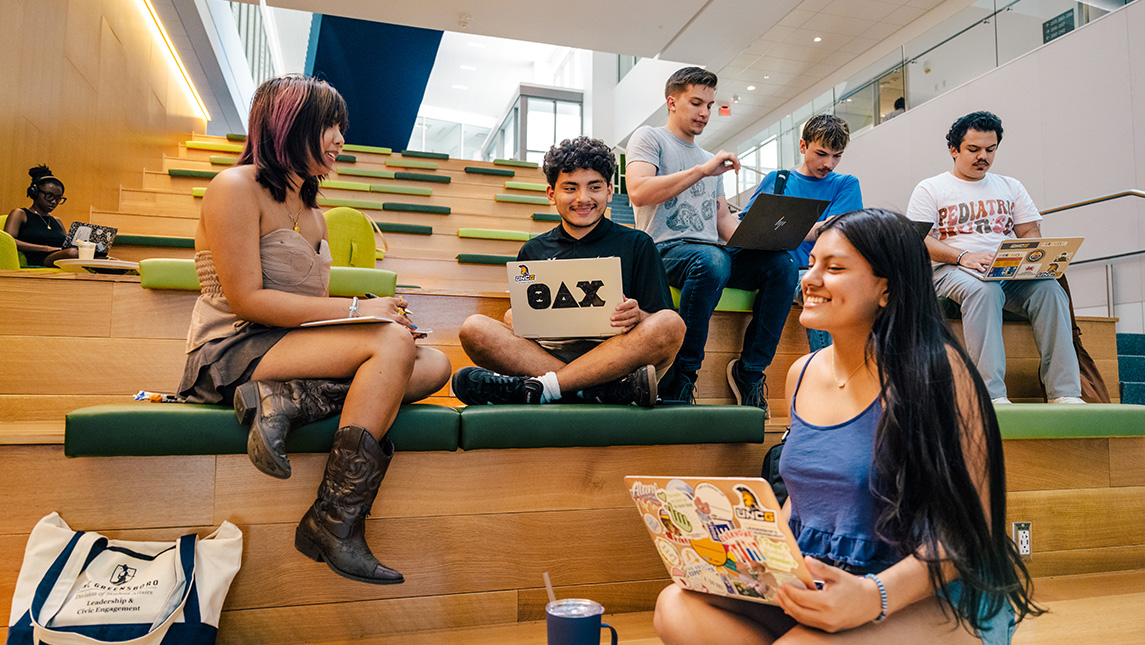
[465,167,515,177]
[320,179,372,192]
[191,187,206,197]
[401,150,449,160]
[495,194,551,206]
[504,181,547,192]
[169,168,218,179]
[394,171,450,184]
[336,167,396,180]
[138,259,396,297]
[457,228,532,242]
[459,405,766,450]
[317,197,386,211]
[386,159,438,170]
[65,403,459,456]
[457,253,515,265]
[370,184,432,197]
[186,141,243,153]
[670,286,757,313]
[995,404,1145,439]
[494,159,539,168]
[335,154,356,163]
[209,156,238,166]
[226,134,247,142]
[533,212,561,222]
[383,203,451,215]
[116,235,195,249]
[139,258,202,290]
[374,222,433,235]
[343,144,392,155]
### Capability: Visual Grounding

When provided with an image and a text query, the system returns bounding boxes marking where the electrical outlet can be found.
[1012,521,1032,560]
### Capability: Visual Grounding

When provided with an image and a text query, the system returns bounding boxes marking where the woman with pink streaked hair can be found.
[178,74,450,585]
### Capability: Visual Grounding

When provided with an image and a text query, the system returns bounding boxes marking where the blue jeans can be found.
[657,241,798,373]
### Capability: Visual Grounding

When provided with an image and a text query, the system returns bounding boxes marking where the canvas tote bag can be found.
[7,513,242,645]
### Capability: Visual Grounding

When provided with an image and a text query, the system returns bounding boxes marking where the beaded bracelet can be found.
[864,573,888,623]
[955,250,969,267]
[348,296,360,318]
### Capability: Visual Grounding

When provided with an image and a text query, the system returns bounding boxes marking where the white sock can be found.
[536,371,561,403]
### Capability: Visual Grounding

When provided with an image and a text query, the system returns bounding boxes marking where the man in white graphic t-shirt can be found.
[906,111,1083,404]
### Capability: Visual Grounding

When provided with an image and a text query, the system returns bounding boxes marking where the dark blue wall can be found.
[306,15,442,150]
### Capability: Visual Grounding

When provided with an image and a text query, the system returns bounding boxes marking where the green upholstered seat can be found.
[323,206,384,266]
[401,150,449,160]
[670,286,757,313]
[139,258,202,290]
[370,184,432,197]
[138,258,396,297]
[335,154,356,163]
[459,405,766,450]
[117,234,195,249]
[995,404,1145,439]
[209,156,238,165]
[343,143,392,155]
[532,213,561,222]
[186,141,243,154]
[494,159,539,168]
[457,253,515,265]
[465,167,515,177]
[457,228,533,242]
[1,229,25,270]
[336,167,396,180]
[375,222,432,235]
[383,203,451,215]
[225,133,247,142]
[320,179,372,192]
[316,196,386,211]
[495,194,551,206]
[386,159,438,170]
[169,168,217,179]
[65,403,459,456]
[395,171,450,184]
[504,181,547,192]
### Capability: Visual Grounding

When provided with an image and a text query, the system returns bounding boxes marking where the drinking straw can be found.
[543,572,557,605]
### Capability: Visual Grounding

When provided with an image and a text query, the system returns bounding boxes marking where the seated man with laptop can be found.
[906,110,1083,404]
[452,136,685,407]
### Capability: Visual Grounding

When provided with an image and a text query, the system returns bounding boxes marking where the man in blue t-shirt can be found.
[742,114,862,350]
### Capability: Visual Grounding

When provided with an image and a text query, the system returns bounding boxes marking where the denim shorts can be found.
[943,579,1017,645]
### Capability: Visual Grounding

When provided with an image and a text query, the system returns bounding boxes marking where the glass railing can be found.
[732,0,1135,200]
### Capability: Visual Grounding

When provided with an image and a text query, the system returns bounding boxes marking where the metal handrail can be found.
[1040,189,1145,216]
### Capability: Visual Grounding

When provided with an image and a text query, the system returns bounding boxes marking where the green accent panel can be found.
[116,235,195,249]
[394,172,450,184]
[375,222,432,235]
[465,167,515,177]
[495,194,551,206]
[343,143,392,155]
[335,154,357,163]
[139,258,199,290]
[996,404,1145,439]
[65,403,459,457]
[386,158,438,170]
[400,150,449,160]
[937,296,1027,322]
[186,141,243,153]
[458,228,530,242]
[494,159,539,168]
[671,286,756,313]
[317,196,386,211]
[191,187,206,197]
[504,181,547,192]
[370,184,432,196]
[225,133,247,142]
[532,212,561,222]
[459,405,766,450]
[329,266,397,298]
[336,167,396,180]
[168,168,218,179]
[397,284,422,289]
[320,179,372,192]
[382,203,451,215]
[457,253,515,265]
[208,155,237,165]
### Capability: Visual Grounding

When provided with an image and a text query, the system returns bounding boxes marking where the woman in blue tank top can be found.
[654,209,1041,643]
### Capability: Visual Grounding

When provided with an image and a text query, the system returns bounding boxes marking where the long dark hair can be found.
[239,74,348,207]
[818,208,1042,633]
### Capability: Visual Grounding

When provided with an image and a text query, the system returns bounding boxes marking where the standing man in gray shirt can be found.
[626,67,798,413]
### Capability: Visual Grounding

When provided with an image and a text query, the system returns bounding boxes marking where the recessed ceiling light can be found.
[846,98,852,102]
[452,84,469,90]
[460,64,477,71]
[747,85,756,91]
[813,37,822,42]
[764,75,770,79]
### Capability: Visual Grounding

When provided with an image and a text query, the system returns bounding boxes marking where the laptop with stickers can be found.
[726,192,829,251]
[959,237,1084,281]
[62,222,118,258]
[507,257,625,339]
[625,475,816,605]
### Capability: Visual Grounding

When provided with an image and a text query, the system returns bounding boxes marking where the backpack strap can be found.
[773,170,790,196]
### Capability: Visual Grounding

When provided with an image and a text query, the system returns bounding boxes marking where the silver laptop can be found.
[960,237,1084,281]
[726,192,829,251]
[507,257,625,339]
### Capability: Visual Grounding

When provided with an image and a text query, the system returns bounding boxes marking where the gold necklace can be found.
[28,206,52,229]
[831,351,870,389]
[288,201,304,232]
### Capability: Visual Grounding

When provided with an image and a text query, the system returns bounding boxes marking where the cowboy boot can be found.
[234,379,351,479]
[294,425,404,584]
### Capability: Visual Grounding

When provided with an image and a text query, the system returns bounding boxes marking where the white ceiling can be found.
[248,0,954,150]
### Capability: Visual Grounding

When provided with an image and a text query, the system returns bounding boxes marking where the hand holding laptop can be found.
[610,297,642,333]
[956,251,994,273]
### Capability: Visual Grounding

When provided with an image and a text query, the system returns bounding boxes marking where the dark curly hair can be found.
[801,114,850,151]
[946,111,1003,150]
[542,137,616,187]
[665,66,718,98]
[28,164,64,192]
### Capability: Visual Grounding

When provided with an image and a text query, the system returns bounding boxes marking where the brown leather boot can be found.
[233,379,351,479]
[294,425,404,585]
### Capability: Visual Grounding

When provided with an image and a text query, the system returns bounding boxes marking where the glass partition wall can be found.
[482,85,584,162]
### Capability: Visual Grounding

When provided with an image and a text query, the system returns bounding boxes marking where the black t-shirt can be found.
[517,217,673,314]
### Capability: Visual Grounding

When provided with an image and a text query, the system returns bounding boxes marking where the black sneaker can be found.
[727,359,769,418]
[577,365,658,407]
[451,367,543,405]
[659,367,697,405]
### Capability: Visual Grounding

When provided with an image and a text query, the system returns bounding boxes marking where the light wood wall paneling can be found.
[1024,544,1145,578]
[1003,438,1111,491]
[1110,437,1145,487]
[1032,569,1145,602]
[116,188,202,219]
[402,293,509,346]
[109,282,197,339]
[516,579,670,621]
[1013,590,1145,645]
[0,394,127,438]
[377,211,556,233]
[0,336,186,394]
[0,277,114,337]
[385,233,527,258]
[111,246,197,262]
[91,210,200,237]
[1007,486,1145,551]
[215,591,520,644]
[212,443,769,526]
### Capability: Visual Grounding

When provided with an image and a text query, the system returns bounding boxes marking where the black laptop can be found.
[62,222,118,258]
[726,192,829,251]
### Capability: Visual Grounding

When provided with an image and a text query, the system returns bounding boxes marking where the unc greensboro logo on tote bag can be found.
[110,564,136,586]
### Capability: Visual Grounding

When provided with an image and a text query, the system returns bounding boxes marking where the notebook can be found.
[625,475,816,605]
[62,222,118,258]
[959,237,1084,281]
[507,257,625,339]
[726,192,829,251]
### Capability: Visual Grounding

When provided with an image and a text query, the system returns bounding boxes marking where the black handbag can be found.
[761,427,790,505]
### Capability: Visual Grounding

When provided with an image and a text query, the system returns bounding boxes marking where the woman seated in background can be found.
[179,74,450,585]
[654,209,1041,643]
[4,165,77,267]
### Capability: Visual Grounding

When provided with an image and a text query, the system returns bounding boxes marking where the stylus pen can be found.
[365,292,412,315]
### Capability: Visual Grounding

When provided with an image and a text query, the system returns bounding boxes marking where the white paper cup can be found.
[77,241,96,260]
